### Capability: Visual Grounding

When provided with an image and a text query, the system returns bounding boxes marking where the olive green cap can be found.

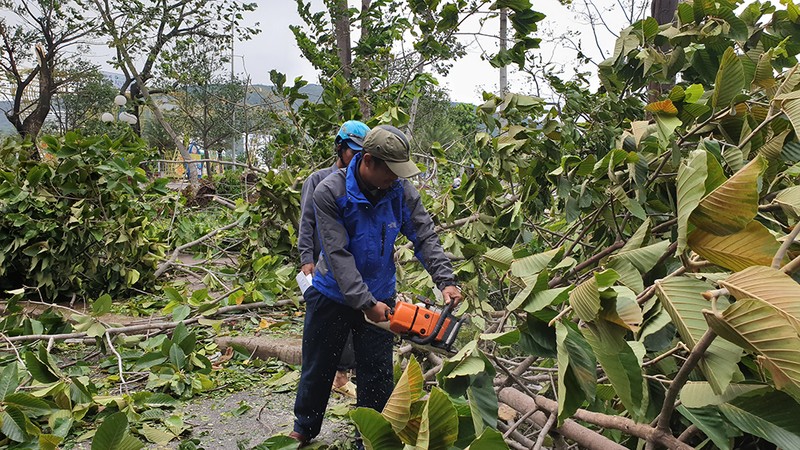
[362,125,420,178]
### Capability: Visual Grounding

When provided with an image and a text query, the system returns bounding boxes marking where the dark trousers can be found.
[338,332,356,371]
[293,286,395,439]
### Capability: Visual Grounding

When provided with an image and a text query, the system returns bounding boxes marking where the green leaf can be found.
[169,344,187,369]
[1,405,31,442]
[510,248,560,279]
[139,424,174,445]
[483,247,513,271]
[162,287,184,304]
[688,220,781,271]
[607,259,644,293]
[92,294,112,316]
[653,114,683,144]
[3,392,52,416]
[690,155,766,235]
[774,186,800,216]
[480,329,520,346]
[522,287,571,313]
[611,186,646,220]
[416,387,458,450]
[467,372,498,430]
[466,427,509,450]
[92,412,143,450]
[556,322,596,423]
[712,47,745,110]
[677,406,739,450]
[655,277,743,394]
[680,381,770,408]
[24,351,59,384]
[382,358,423,434]
[610,240,671,274]
[353,408,404,450]
[0,363,19,399]
[172,305,191,323]
[719,390,800,449]
[676,149,709,253]
[704,298,800,401]
[569,270,619,322]
[583,320,648,420]
[759,129,790,160]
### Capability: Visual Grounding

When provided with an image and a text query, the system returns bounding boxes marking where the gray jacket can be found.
[298,164,339,266]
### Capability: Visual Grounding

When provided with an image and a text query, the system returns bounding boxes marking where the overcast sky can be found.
[230,0,638,104]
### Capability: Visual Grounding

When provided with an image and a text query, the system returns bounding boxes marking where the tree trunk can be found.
[499,8,508,96]
[331,0,352,81]
[358,0,372,117]
[647,0,679,101]
[18,45,54,146]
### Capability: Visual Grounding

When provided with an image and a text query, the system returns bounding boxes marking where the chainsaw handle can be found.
[409,302,453,346]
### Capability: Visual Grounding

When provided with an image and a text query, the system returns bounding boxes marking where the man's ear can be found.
[362,152,372,166]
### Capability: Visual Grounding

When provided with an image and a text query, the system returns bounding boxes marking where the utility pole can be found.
[230,19,236,168]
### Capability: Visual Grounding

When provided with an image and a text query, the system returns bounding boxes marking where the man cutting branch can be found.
[291,125,462,447]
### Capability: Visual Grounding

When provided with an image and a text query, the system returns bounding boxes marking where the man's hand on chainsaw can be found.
[442,285,463,307]
[364,302,391,323]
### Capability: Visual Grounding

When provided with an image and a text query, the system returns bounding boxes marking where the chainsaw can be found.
[368,298,467,355]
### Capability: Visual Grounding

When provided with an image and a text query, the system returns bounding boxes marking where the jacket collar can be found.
[345,152,402,205]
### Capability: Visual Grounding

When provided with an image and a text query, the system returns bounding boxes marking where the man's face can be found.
[341,144,358,166]
[363,153,398,190]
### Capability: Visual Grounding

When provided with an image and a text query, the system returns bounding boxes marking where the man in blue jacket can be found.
[290,125,462,446]
[298,120,369,391]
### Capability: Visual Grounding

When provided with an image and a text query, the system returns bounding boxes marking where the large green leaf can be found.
[677,406,739,450]
[416,387,458,450]
[465,427,509,450]
[0,363,19,399]
[774,185,800,216]
[759,129,791,160]
[510,248,560,279]
[483,247,513,271]
[382,358,424,434]
[676,149,709,253]
[712,47,745,110]
[3,393,52,416]
[690,155,766,235]
[583,320,648,420]
[679,381,770,408]
[607,259,644,293]
[569,269,619,322]
[611,186,646,220]
[556,322,597,424]
[781,97,800,136]
[704,298,800,401]
[600,286,644,332]
[608,240,671,274]
[467,372,498,431]
[719,390,800,449]
[521,287,570,313]
[1,405,31,442]
[352,408,405,450]
[91,412,143,450]
[688,220,781,271]
[24,351,59,384]
[720,266,800,327]
[655,277,743,394]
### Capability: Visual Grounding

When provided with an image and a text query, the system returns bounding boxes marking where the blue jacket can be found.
[311,153,455,309]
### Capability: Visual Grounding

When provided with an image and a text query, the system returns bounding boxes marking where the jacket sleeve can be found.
[313,184,378,310]
[400,183,456,290]
[297,174,318,266]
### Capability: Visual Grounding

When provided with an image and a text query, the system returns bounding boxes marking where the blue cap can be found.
[336,120,370,151]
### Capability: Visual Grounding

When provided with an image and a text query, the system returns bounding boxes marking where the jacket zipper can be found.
[381,223,386,257]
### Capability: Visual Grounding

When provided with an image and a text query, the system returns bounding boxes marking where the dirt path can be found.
[172,387,356,449]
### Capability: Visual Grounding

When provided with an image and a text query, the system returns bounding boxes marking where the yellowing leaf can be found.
[690,155,766,235]
[720,266,800,328]
[645,99,679,115]
[688,220,780,271]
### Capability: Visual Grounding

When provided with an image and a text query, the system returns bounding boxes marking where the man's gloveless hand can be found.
[364,302,391,323]
[442,285,463,307]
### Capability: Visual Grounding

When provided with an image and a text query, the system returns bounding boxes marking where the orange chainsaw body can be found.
[389,301,452,343]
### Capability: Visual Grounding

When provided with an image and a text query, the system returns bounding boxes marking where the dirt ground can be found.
[166,381,356,449]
